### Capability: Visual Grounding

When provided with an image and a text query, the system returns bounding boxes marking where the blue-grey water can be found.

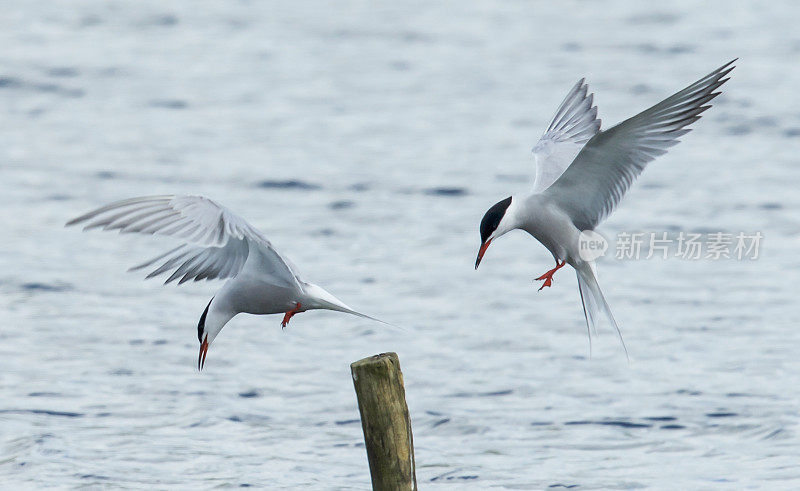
[2,1,799,488]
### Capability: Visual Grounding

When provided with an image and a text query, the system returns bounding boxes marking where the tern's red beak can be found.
[475,239,492,270]
[198,336,209,371]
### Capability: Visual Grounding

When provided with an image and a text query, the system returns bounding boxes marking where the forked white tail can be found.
[575,263,628,359]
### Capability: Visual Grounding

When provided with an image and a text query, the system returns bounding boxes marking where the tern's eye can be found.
[480,196,512,243]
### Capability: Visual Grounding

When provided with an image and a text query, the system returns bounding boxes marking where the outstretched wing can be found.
[67,195,302,287]
[542,60,735,231]
[531,78,601,193]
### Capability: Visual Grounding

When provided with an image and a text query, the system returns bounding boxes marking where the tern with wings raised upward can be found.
[475,60,735,353]
[68,195,384,370]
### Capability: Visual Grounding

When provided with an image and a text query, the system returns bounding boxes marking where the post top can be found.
[350,352,399,370]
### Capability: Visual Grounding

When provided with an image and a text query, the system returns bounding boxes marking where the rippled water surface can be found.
[2,1,800,488]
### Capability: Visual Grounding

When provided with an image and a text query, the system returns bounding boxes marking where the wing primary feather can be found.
[530,78,601,193]
[146,251,193,279]
[165,253,204,284]
[195,245,232,281]
[178,255,210,284]
[105,208,174,232]
[158,220,192,236]
[69,195,301,288]
[129,244,186,272]
[66,196,173,226]
[216,215,226,245]
[542,60,735,230]
[548,79,586,132]
[176,223,201,239]
[137,215,184,235]
[120,213,180,235]
[121,211,181,234]
[79,203,166,230]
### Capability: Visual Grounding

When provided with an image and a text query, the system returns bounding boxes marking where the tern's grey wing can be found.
[67,195,302,287]
[531,79,601,193]
[541,60,735,231]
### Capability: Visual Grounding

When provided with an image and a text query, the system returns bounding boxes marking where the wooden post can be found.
[350,352,417,491]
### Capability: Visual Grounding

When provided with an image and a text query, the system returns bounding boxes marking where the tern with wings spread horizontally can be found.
[68,195,386,370]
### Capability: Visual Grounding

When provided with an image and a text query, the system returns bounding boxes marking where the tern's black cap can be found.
[480,196,512,243]
[198,297,212,342]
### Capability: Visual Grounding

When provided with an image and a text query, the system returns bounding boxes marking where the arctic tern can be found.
[475,60,736,353]
[68,195,384,370]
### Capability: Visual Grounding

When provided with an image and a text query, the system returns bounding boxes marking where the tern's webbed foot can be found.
[281,302,302,329]
[534,260,566,291]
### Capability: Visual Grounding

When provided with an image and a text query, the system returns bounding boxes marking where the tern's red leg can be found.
[535,260,566,291]
[281,302,302,329]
